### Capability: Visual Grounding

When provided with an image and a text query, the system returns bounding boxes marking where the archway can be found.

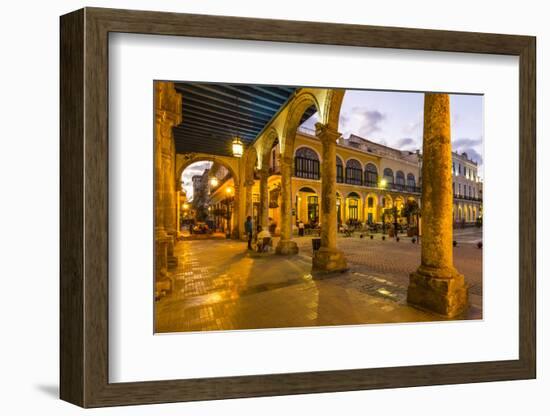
[177,154,240,238]
[345,191,362,225]
[365,192,378,224]
[296,186,320,227]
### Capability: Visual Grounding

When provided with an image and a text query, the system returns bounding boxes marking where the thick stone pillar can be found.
[154,81,182,296]
[231,183,241,239]
[259,167,269,230]
[275,155,298,255]
[407,93,468,317]
[312,123,347,273]
[245,179,254,219]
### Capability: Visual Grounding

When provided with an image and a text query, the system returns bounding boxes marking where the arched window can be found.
[406,173,416,191]
[347,192,360,220]
[345,159,363,185]
[364,163,378,186]
[294,147,320,179]
[396,171,405,190]
[383,168,394,186]
[336,156,344,183]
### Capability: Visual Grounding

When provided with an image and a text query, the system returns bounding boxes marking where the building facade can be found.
[452,151,483,226]
[205,128,482,234]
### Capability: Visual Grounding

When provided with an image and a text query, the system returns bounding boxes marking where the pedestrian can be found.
[298,220,305,236]
[244,216,254,250]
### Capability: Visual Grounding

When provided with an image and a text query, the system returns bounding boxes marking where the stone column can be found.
[312,123,347,273]
[231,183,241,239]
[259,167,269,230]
[275,154,298,255]
[154,81,182,296]
[407,93,468,317]
[245,179,254,218]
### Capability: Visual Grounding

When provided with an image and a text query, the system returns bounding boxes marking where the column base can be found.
[275,239,299,255]
[407,266,469,317]
[155,276,173,300]
[312,247,348,275]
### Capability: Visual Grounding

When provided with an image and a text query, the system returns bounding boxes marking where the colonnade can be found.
[156,83,468,316]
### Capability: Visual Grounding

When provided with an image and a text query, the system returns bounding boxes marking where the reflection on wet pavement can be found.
[155,238,481,333]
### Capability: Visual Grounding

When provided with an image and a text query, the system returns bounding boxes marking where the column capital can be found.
[315,122,341,143]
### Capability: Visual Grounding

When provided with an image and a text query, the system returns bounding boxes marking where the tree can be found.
[401,199,420,227]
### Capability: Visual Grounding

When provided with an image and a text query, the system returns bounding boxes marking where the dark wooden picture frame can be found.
[60,7,536,408]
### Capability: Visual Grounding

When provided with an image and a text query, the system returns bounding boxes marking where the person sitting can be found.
[256,227,272,252]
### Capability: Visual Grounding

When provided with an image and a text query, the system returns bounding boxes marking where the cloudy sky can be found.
[181,161,212,200]
[181,90,484,198]
[302,90,484,173]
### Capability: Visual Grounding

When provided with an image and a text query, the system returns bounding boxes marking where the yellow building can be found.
[208,128,423,234]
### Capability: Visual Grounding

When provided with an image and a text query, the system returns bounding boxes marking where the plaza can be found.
[155,81,483,330]
[156,229,482,332]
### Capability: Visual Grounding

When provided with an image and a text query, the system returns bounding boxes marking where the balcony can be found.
[453,194,482,202]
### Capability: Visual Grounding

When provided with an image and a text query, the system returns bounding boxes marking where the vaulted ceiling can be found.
[172,82,316,157]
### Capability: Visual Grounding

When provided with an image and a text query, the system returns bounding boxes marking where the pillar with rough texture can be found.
[407,93,468,317]
[244,179,254,219]
[276,155,299,255]
[312,123,347,273]
[258,167,269,230]
[154,81,182,296]
[231,183,241,239]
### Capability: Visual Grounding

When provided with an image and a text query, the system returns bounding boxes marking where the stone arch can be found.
[323,89,346,130]
[257,127,279,170]
[176,153,240,187]
[244,146,258,182]
[282,91,321,160]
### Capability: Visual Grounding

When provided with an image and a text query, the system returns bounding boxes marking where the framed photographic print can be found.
[60,7,536,408]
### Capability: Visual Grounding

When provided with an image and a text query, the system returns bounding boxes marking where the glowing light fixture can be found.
[231,92,245,158]
[226,186,233,195]
[232,137,244,158]
[210,177,219,187]
[380,178,387,188]
[182,203,189,210]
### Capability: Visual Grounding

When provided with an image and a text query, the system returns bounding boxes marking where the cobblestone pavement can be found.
[156,229,482,333]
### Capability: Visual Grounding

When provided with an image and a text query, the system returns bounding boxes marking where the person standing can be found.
[298,220,305,236]
[244,216,254,250]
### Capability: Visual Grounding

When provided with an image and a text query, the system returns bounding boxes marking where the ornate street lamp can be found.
[231,92,245,158]
[231,137,244,158]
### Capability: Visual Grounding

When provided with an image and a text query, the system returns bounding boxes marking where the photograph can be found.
[154,81,484,333]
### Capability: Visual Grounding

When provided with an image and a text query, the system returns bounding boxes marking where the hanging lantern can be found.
[232,137,244,158]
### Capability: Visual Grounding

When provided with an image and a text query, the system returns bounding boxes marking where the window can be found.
[307,195,319,223]
[458,183,462,196]
[367,197,374,208]
[364,163,378,186]
[396,171,405,190]
[406,173,416,191]
[294,147,320,179]
[348,198,359,220]
[336,156,344,183]
[383,168,394,185]
[345,159,363,185]
[453,182,455,195]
